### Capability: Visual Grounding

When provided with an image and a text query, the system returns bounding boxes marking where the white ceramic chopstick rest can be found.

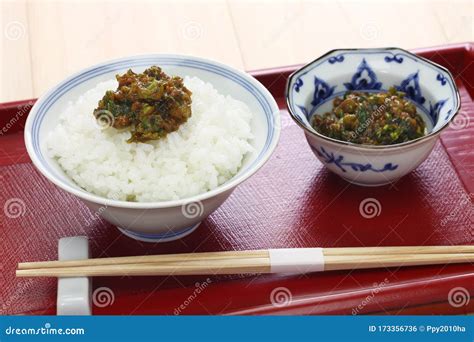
[57,236,92,315]
[269,248,325,273]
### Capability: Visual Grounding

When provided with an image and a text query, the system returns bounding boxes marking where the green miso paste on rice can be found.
[47,75,254,202]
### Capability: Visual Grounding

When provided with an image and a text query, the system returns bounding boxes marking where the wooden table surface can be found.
[0,0,472,103]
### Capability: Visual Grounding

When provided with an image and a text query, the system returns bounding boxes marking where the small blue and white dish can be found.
[286,47,460,186]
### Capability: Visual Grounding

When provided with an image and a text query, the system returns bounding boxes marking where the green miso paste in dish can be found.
[94,66,192,143]
[311,87,426,145]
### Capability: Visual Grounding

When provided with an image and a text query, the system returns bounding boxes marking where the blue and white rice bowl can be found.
[286,48,460,186]
[25,55,280,242]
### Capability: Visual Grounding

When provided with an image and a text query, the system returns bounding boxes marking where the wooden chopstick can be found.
[323,245,474,255]
[17,245,474,270]
[17,250,269,270]
[16,252,474,278]
[17,257,271,277]
[323,253,474,271]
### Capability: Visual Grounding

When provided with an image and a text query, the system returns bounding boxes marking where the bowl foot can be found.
[117,222,201,243]
[342,177,395,187]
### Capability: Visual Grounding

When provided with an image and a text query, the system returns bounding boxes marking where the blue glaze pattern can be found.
[294,77,303,92]
[296,76,336,118]
[297,105,309,118]
[288,49,459,134]
[436,73,447,86]
[344,59,382,91]
[311,77,336,107]
[328,55,344,64]
[429,98,448,123]
[314,146,398,173]
[396,71,426,105]
[384,53,404,63]
[444,109,452,121]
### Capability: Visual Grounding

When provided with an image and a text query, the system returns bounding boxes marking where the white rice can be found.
[47,76,254,202]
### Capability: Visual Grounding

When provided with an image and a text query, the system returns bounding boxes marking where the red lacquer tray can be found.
[0,43,473,316]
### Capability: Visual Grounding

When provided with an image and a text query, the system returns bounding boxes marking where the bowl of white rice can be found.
[24,54,280,242]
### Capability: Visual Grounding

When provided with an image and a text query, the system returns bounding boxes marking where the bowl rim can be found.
[24,53,281,209]
[285,47,461,150]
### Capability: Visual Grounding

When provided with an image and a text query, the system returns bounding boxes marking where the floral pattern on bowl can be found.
[286,48,460,186]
